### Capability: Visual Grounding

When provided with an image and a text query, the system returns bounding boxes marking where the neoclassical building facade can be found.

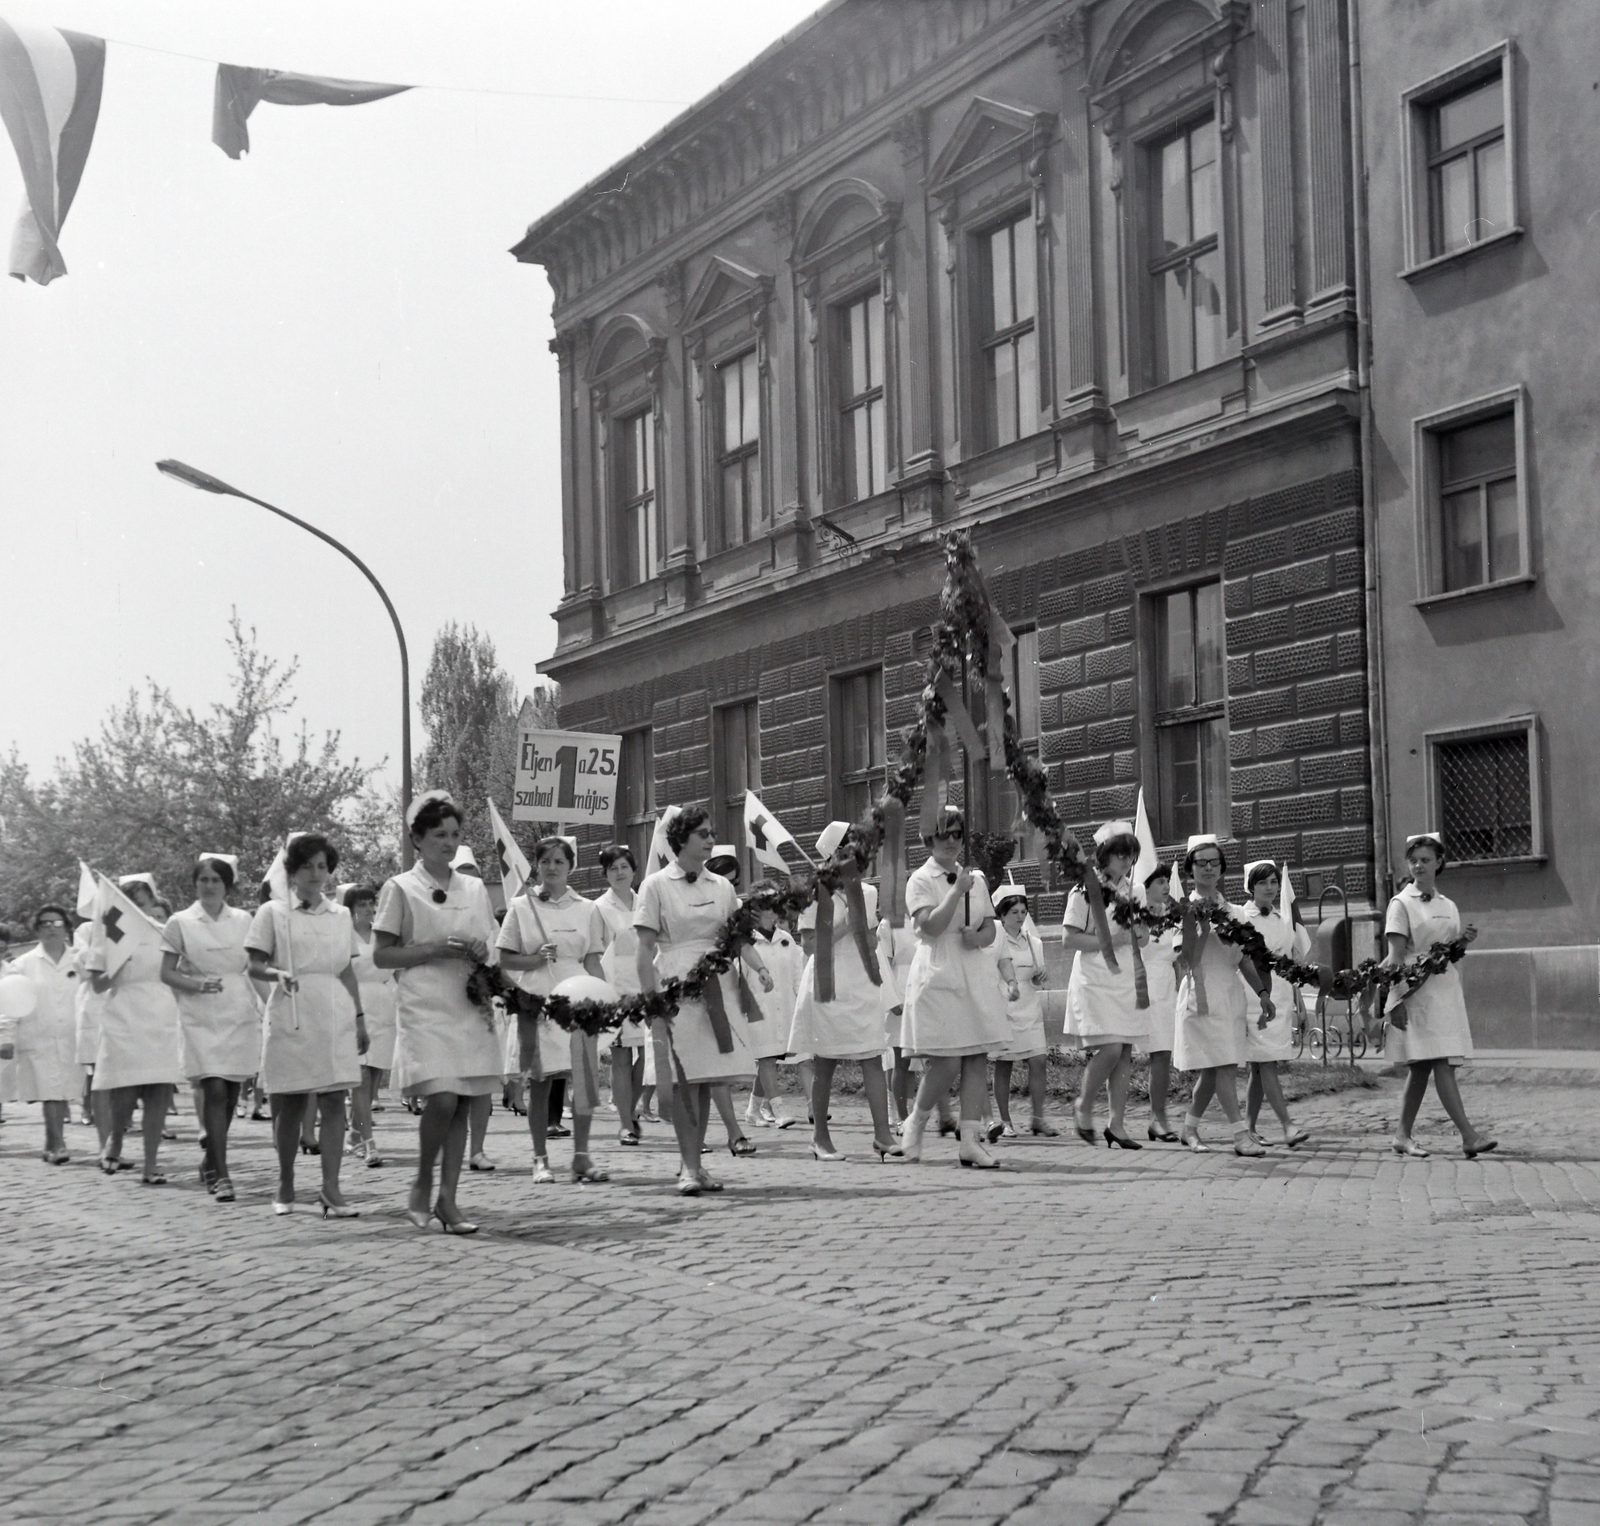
[516,0,1375,932]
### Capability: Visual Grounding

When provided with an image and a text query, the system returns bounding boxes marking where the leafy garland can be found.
[463,528,1470,1034]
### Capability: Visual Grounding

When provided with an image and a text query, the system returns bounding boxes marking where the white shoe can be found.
[1233,1131,1266,1157]
[1181,1123,1210,1153]
[469,1152,497,1172]
[531,1157,555,1184]
[900,1107,931,1162]
[958,1122,1001,1170]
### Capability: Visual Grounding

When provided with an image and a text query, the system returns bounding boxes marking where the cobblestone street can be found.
[3,1074,1598,1526]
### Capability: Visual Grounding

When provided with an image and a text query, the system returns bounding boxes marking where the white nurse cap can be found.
[815,821,851,859]
[1185,834,1220,853]
[1093,820,1135,846]
[117,872,158,893]
[196,853,239,873]
[1405,831,1445,855]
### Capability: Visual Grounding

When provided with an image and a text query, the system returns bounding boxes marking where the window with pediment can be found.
[929,97,1056,458]
[589,317,666,591]
[684,257,773,554]
[1092,1,1244,393]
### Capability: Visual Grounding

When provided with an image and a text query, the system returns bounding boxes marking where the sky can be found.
[0,0,818,791]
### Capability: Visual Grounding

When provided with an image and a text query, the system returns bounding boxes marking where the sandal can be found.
[213,1178,236,1202]
[695,1167,724,1192]
[571,1155,610,1184]
[531,1158,555,1185]
[98,1153,121,1176]
[676,1173,702,1197]
[729,1135,757,1158]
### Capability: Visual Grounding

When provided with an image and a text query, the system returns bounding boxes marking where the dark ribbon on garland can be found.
[814,884,837,1003]
[1083,871,1120,971]
[700,970,737,1053]
[1129,926,1150,1009]
[880,794,907,926]
[1181,899,1210,1015]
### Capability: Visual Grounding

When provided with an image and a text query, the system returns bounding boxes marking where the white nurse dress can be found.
[790,884,885,1062]
[162,901,261,1082]
[9,943,80,1102]
[1384,884,1474,1064]
[900,861,1010,1059]
[247,897,361,1096]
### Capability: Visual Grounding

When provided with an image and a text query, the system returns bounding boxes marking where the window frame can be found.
[833,287,890,506]
[612,405,660,590]
[827,666,886,826]
[1141,111,1225,389]
[1400,40,1522,280]
[712,346,762,552]
[619,727,656,875]
[712,697,762,884]
[1410,385,1534,608]
[1423,714,1545,867]
[1146,578,1231,843]
[973,210,1041,452]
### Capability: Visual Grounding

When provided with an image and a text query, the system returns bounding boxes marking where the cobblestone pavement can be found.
[2,1074,1598,1526]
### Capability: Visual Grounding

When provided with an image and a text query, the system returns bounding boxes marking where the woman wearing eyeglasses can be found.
[898,805,1010,1170]
[5,905,82,1163]
[1173,835,1274,1156]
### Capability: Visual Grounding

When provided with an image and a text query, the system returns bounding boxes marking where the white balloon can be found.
[551,974,621,1007]
[0,973,39,1019]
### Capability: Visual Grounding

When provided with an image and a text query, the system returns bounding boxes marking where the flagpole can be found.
[154,459,414,867]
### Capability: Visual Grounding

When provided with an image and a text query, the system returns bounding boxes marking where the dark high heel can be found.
[729,1135,757,1157]
[1147,1123,1179,1144]
[872,1140,905,1161]
[299,1140,320,1156]
[1103,1128,1143,1151]
[1463,1136,1498,1160]
[318,1192,359,1219]
[936,1116,960,1137]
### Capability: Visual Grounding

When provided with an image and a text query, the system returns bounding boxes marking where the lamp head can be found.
[155,459,237,495]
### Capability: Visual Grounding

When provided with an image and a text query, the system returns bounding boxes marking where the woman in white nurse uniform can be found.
[789,821,901,1162]
[7,905,81,1163]
[1385,833,1496,1159]
[1136,864,1183,1142]
[73,919,107,1130]
[898,805,1010,1170]
[1173,836,1275,1157]
[373,792,501,1234]
[1238,862,1309,1149]
[595,844,647,1146]
[343,884,397,1168]
[634,806,773,1196]
[162,855,260,1200]
[990,885,1053,1138]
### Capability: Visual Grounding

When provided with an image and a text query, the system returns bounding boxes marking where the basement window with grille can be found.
[1424,716,1544,867]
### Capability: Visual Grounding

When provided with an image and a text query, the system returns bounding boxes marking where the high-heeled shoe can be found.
[531,1157,555,1185]
[809,1142,847,1162]
[1103,1128,1142,1151]
[1030,1118,1060,1137]
[1283,1127,1310,1149]
[318,1193,359,1219]
[272,1198,294,1216]
[433,1204,478,1235]
[1233,1131,1267,1157]
[299,1140,320,1156]
[571,1156,610,1183]
[694,1167,724,1192]
[676,1172,702,1197]
[729,1136,757,1157]
[1147,1122,1180,1143]
[1180,1123,1210,1153]
[1391,1136,1429,1158]
[1463,1135,1499,1159]
[872,1140,905,1161]
[404,1205,431,1228]
[1074,1116,1096,1145]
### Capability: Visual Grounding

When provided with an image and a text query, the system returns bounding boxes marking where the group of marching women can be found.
[0,793,1496,1226]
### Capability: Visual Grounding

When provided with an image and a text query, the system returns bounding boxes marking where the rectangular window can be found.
[829,669,885,825]
[1152,582,1229,840]
[1434,728,1534,862]
[620,728,655,875]
[837,290,887,504]
[1437,410,1520,592]
[714,699,761,883]
[715,349,761,550]
[1426,70,1507,258]
[1148,116,1224,385]
[978,215,1038,448]
[616,409,657,588]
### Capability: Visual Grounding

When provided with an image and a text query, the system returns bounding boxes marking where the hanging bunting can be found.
[213,64,408,159]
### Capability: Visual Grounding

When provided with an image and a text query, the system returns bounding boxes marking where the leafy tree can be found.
[0,614,395,921]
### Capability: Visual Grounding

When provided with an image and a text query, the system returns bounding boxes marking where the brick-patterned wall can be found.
[560,468,1371,912]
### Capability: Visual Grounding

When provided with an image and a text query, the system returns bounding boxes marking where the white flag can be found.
[1132,788,1159,903]
[643,806,682,881]
[93,873,162,979]
[743,790,799,873]
[487,798,531,902]
[76,860,97,919]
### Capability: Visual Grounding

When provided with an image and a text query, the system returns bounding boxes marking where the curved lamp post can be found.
[155,459,414,867]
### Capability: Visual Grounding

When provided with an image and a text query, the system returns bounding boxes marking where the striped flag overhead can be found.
[0,18,103,285]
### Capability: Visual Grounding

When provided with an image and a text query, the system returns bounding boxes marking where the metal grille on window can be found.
[1436,732,1532,860]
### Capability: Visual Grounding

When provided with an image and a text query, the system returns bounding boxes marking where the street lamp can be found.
[155,459,414,867]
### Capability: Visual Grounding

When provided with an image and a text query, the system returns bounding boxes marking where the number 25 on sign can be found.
[512,729,622,825]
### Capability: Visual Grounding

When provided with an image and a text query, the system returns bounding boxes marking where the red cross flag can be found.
[487,798,531,902]
[744,790,802,873]
[92,872,162,979]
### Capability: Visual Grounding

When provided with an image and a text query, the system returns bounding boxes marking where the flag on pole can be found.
[0,18,104,284]
[92,873,161,980]
[743,790,799,873]
[1132,788,1159,903]
[487,798,531,902]
[265,847,290,904]
[642,806,682,881]
[213,64,409,159]
[75,860,97,920]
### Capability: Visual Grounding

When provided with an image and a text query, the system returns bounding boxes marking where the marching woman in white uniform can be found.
[634,806,773,1196]
[595,845,647,1146]
[1063,822,1148,1149]
[248,833,367,1217]
[1137,865,1183,1142]
[343,885,397,1168]
[742,901,803,1130]
[373,792,501,1234]
[497,836,610,1185]
[1173,835,1275,1157]
[161,855,260,1201]
[1238,862,1309,1149]
[1385,833,1497,1159]
[74,918,107,1130]
[8,905,81,1163]
[990,885,1054,1138]
[789,821,901,1162]
[898,805,1010,1170]
[87,875,183,1183]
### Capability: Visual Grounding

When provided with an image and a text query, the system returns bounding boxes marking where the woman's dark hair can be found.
[1405,838,1447,873]
[1093,832,1140,870]
[341,884,379,911]
[285,832,338,876]
[666,805,713,855]
[534,836,576,868]
[1246,862,1280,893]
[598,844,636,875]
[1142,863,1171,890]
[408,795,463,840]
[707,851,740,887]
[921,804,965,849]
[258,880,274,906]
[1182,842,1229,876]
[193,856,237,891]
[32,904,73,932]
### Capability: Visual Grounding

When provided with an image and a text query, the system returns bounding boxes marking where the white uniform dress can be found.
[744,926,801,1060]
[497,890,607,1099]
[162,902,261,1082]
[633,863,755,1084]
[1240,906,1303,1064]
[372,867,502,1098]
[247,898,360,1095]
[901,861,1010,1058]
[877,920,916,1051]
[1063,879,1147,1049]
[87,940,183,1092]
[1174,893,1254,1071]
[996,925,1048,1061]
[596,889,647,1054]
[351,929,399,1075]
[1384,884,1474,1064]
[73,924,107,1070]
[8,944,80,1101]
[1139,926,1181,1054]
[791,885,886,1062]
